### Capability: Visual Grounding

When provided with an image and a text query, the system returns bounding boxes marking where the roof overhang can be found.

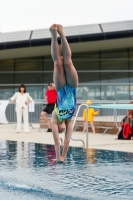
[0,37,133,60]
[1,20,133,60]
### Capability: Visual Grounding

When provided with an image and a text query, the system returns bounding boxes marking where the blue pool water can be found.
[0,140,133,200]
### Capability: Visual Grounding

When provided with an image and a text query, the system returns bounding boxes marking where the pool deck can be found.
[0,123,133,153]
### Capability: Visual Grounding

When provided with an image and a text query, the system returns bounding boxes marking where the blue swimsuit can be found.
[55,84,76,122]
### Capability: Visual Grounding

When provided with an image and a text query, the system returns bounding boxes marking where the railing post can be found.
[86,106,89,149]
[113,101,120,131]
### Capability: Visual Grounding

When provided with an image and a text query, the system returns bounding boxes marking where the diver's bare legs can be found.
[60,120,72,161]
[50,24,78,162]
[51,112,72,162]
[57,24,78,88]
[50,24,66,91]
[51,111,61,160]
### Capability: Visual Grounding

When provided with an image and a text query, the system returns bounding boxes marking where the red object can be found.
[46,89,57,104]
[122,123,132,139]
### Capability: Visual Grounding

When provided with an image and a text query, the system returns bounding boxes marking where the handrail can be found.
[71,103,118,149]
[71,104,88,149]
[73,102,116,135]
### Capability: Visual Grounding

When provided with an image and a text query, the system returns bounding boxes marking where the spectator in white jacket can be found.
[10,84,32,133]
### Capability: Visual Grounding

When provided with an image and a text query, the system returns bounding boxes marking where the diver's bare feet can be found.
[52,159,57,163]
[52,158,65,164]
[49,24,57,37]
[60,156,65,162]
[57,24,65,37]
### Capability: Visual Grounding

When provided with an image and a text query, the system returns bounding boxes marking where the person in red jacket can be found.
[40,83,57,132]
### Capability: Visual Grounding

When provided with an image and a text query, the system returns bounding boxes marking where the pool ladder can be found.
[71,104,89,149]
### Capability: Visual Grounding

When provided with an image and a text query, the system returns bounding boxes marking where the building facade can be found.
[1,21,133,101]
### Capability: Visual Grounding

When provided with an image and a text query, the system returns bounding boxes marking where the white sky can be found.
[0,0,133,33]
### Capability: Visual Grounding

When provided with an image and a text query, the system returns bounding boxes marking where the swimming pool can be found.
[0,140,133,200]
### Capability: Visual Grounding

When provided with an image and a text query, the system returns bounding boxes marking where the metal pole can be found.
[114,101,120,132]
[72,104,87,130]
[86,105,89,149]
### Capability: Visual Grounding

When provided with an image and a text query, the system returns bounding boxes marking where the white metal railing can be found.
[6,100,124,123]
[3,100,132,149]
[71,102,132,149]
[71,103,116,148]
[6,100,127,126]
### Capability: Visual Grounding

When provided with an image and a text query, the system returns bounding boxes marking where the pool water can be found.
[0,140,133,200]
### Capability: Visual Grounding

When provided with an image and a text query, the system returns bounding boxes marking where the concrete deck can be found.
[0,124,133,153]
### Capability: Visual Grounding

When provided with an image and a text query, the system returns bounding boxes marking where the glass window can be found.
[129,48,133,70]
[101,72,129,83]
[73,51,100,70]
[129,72,133,83]
[0,86,15,100]
[101,49,128,59]
[0,73,14,84]
[101,60,128,70]
[130,85,133,99]
[43,73,53,84]
[77,85,100,100]
[16,57,43,71]
[101,85,129,100]
[0,60,15,71]
[129,48,133,58]
[27,86,43,99]
[43,56,53,71]
[15,73,43,84]
[0,50,131,101]
[101,49,128,70]
[78,72,100,83]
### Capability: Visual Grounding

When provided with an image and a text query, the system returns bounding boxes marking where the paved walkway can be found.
[0,124,133,153]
